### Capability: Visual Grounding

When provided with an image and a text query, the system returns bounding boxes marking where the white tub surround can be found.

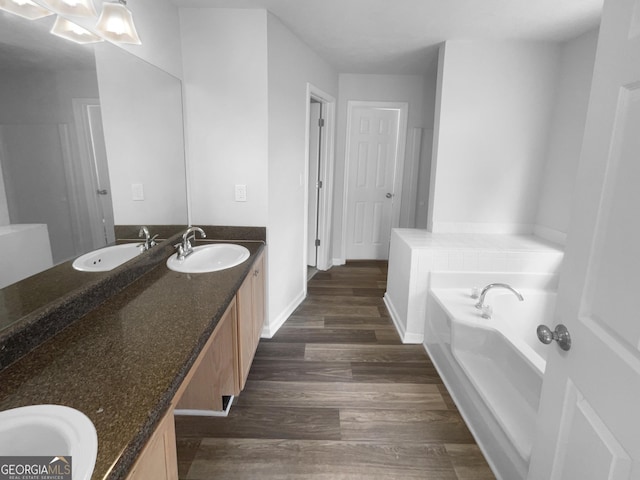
[0,224,53,289]
[426,272,557,480]
[384,229,563,343]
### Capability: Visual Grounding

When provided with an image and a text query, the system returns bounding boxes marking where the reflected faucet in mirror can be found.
[138,226,158,251]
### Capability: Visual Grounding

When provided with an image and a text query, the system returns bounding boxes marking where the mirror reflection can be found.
[0,10,188,291]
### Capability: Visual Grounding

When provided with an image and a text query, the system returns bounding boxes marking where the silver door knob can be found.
[97,189,108,195]
[537,324,571,351]
[386,193,393,198]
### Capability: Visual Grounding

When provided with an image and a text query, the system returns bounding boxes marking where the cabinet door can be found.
[251,252,266,345]
[237,250,265,391]
[175,301,239,411]
[125,408,178,480]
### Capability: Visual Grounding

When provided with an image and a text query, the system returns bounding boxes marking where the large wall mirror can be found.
[0,10,188,291]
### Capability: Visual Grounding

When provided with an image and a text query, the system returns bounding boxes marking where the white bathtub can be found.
[424,273,558,480]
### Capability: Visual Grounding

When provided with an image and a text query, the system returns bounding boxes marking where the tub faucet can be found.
[475,283,524,309]
[138,226,158,251]
[175,226,206,260]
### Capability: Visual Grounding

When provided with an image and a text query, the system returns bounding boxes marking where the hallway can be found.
[175,261,495,479]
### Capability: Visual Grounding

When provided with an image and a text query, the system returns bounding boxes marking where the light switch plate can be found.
[235,184,247,202]
[132,183,144,201]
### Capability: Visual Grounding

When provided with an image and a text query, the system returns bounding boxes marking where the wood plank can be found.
[292,304,381,317]
[175,406,341,441]
[305,343,428,363]
[273,328,378,344]
[186,439,458,480]
[323,316,393,329]
[339,409,476,443]
[235,381,447,410]
[303,295,386,306]
[246,359,353,382]
[350,361,443,384]
[253,342,306,360]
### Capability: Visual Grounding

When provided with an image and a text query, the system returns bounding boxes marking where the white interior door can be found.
[528,0,640,478]
[307,101,321,267]
[344,103,406,260]
[87,105,115,245]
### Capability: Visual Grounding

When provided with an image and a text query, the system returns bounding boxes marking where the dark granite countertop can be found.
[0,237,265,480]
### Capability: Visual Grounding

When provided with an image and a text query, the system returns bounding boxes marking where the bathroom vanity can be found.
[0,226,266,480]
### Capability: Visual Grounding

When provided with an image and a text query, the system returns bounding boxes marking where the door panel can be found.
[345,105,403,260]
[552,382,631,480]
[528,0,640,478]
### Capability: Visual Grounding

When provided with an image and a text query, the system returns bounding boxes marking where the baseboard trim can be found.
[261,290,306,338]
[384,294,423,344]
[174,395,234,417]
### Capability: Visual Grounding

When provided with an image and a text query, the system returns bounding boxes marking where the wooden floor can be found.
[175,261,495,479]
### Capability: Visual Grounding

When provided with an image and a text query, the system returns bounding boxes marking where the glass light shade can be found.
[51,15,103,44]
[95,1,141,45]
[41,0,97,17]
[0,0,54,19]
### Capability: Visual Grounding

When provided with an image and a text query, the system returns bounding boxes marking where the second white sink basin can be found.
[166,243,250,273]
[0,404,98,480]
[72,243,144,272]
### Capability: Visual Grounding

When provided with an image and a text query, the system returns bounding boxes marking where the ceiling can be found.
[171,0,603,74]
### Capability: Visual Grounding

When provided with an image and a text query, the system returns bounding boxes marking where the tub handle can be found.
[537,324,572,351]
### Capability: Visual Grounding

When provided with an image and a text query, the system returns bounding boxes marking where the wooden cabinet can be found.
[125,407,178,480]
[125,249,266,479]
[174,301,239,411]
[236,250,265,391]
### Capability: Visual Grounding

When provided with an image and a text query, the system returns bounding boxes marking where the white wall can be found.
[179,9,338,335]
[416,70,438,228]
[428,41,560,234]
[332,74,427,262]
[535,29,599,244]
[266,13,338,334]
[180,9,269,227]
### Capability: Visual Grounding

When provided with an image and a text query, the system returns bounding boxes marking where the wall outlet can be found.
[132,183,144,201]
[235,184,247,202]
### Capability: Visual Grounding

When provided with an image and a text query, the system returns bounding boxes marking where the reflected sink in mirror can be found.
[72,243,144,272]
[0,404,97,480]
[167,244,250,273]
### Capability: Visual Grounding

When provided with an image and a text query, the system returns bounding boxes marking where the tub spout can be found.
[475,283,524,309]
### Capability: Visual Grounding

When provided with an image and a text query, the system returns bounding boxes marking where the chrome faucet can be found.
[175,226,206,260]
[138,226,158,251]
[475,283,524,309]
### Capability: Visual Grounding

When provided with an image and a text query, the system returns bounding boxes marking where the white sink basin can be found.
[0,404,98,480]
[72,243,144,272]
[166,243,250,273]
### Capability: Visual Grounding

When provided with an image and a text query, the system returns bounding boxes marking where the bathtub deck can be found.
[175,261,496,480]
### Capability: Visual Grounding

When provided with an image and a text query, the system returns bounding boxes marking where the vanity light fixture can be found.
[95,0,141,45]
[0,0,53,20]
[50,15,103,43]
[41,0,96,17]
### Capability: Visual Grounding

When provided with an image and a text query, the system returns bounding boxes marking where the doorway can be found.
[342,101,408,260]
[305,84,336,279]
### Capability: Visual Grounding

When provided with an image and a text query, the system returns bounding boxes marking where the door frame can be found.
[340,100,409,262]
[304,83,336,274]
